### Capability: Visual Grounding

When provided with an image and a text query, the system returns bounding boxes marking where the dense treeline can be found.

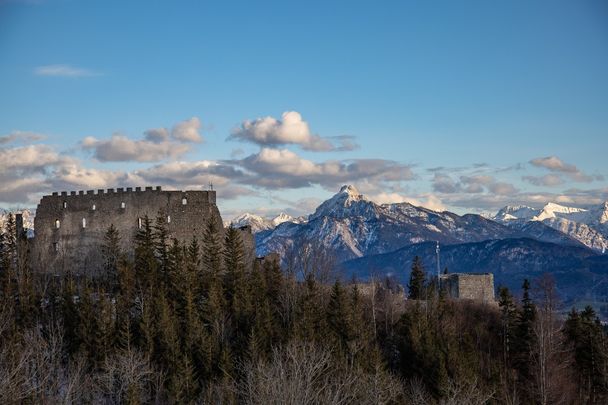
[1,213,608,404]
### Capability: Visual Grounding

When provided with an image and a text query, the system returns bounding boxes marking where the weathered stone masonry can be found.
[32,186,253,273]
[439,273,495,303]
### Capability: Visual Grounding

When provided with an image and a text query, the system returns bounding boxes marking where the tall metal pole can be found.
[436,241,441,288]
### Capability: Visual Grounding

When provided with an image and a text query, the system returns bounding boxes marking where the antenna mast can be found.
[436,241,441,288]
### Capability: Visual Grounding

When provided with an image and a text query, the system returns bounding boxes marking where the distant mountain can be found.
[256,185,523,262]
[494,202,608,252]
[0,208,35,238]
[227,212,305,233]
[341,238,606,303]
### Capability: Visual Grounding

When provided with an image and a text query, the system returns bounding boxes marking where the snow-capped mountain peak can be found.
[493,201,608,252]
[532,202,587,222]
[309,184,375,221]
[271,212,294,227]
[493,205,537,223]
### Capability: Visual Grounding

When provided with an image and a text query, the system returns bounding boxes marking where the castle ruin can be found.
[439,273,495,303]
[31,186,253,273]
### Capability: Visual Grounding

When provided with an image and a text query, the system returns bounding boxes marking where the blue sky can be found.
[1,0,607,218]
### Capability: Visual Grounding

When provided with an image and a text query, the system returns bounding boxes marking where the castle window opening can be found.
[167,215,171,223]
[53,242,58,252]
[55,219,60,229]
[63,201,67,208]
[82,218,86,228]
[182,198,187,205]
[138,217,142,229]
[92,204,96,211]
[121,202,126,209]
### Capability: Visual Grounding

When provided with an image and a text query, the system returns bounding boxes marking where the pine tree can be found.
[326,280,354,358]
[498,287,518,367]
[565,306,608,403]
[408,256,426,300]
[154,214,170,285]
[134,215,158,289]
[513,279,536,395]
[101,224,122,289]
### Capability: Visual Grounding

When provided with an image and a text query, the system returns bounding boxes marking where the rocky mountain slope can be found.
[494,202,608,252]
[341,238,606,302]
[256,185,524,262]
[226,212,305,233]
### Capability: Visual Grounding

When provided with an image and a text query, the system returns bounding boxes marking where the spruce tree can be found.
[498,286,518,367]
[101,224,121,289]
[408,256,426,300]
[513,279,536,393]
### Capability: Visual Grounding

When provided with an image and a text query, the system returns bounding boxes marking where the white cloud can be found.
[0,130,46,145]
[171,117,203,143]
[229,111,358,152]
[81,117,204,162]
[82,134,191,162]
[522,174,564,187]
[530,156,597,183]
[370,192,446,212]
[237,148,414,189]
[34,64,99,77]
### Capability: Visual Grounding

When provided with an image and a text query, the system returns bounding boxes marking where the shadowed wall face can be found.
[32,188,227,273]
[440,273,495,302]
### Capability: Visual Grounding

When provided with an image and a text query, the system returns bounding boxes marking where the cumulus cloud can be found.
[82,134,191,162]
[81,117,204,162]
[0,144,124,204]
[431,172,521,197]
[144,127,170,143]
[0,130,46,145]
[171,117,203,143]
[229,111,358,152]
[236,148,414,189]
[34,64,99,77]
[529,156,597,183]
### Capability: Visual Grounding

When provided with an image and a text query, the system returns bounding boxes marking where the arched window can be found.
[55,219,60,229]
[53,242,58,252]
[138,217,142,229]
[63,201,67,208]
[92,204,96,210]
[82,218,86,228]
[167,215,171,223]
[182,198,187,205]
[121,202,126,209]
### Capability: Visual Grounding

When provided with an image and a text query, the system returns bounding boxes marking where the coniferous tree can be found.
[498,287,518,367]
[326,280,354,358]
[101,224,121,289]
[134,216,157,288]
[513,279,536,396]
[408,256,426,300]
[564,306,608,403]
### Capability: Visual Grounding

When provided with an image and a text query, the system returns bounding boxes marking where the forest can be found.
[1,213,607,404]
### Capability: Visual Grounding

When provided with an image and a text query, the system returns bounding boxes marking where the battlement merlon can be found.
[41,188,216,204]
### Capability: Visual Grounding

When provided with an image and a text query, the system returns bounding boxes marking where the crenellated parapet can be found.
[31,187,221,273]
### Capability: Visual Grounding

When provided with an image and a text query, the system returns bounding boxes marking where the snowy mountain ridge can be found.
[227,212,306,233]
[493,201,608,252]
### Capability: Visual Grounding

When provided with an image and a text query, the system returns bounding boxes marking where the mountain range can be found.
[230,185,608,305]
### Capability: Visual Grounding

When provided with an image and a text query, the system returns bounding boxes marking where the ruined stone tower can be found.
[31,186,252,273]
[439,273,495,303]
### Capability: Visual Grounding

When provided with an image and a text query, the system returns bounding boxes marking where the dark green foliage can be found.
[564,306,608,403]
[3,216,608,403]
[408,255,426,299]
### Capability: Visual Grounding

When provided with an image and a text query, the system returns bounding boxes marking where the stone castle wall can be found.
[31,186,252,273]
[440,273,495,302]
